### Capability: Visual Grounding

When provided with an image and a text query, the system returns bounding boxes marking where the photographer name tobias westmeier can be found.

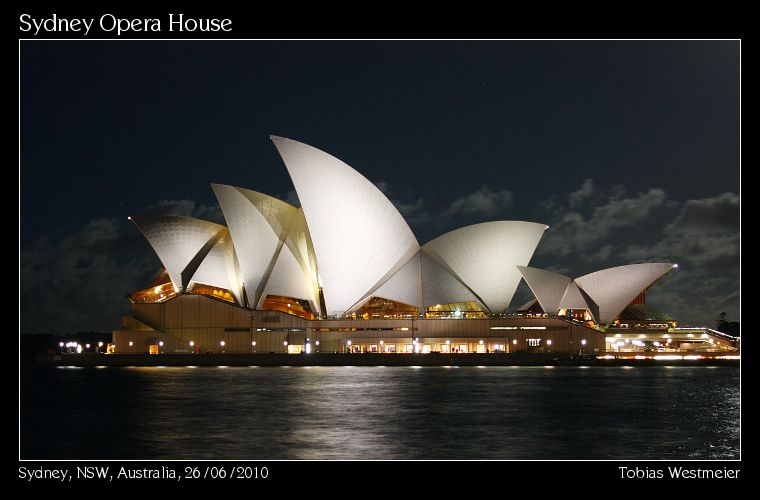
[619,466,740,480]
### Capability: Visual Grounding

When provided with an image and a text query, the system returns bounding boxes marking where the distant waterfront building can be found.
[113,136,732,355]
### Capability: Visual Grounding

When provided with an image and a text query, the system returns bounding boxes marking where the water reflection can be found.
[22,365,739,460]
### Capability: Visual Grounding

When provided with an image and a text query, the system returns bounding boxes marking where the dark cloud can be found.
[141,199,224,224]
[19,198,241,334]
[619,192,739,326]
[533,182,739,327]
[374,181,431,227]
[444,186,513,218]
[568,178,594,208]
[21,217,160,334]
[538,183,667,258]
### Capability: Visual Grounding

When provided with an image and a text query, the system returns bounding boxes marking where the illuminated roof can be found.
[272,135,419,316]
[211,184,307,308]
[370,252,423,309]
[130,215,226,292]
[261,243,320,313]
[574,263,676,323]
[190,228,244,304]
[422,221,547,313]
[517,266,573,314]
[129,137,674,321]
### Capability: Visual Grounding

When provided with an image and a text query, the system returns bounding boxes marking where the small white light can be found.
[98,341,103,347]
[159,341,164,346]
[283,341,288,346]
[129,341,133,347]
[85,344,91,349]
[581,339,587,345]
[315,340,320,345]
[220,341,225,346]
[76,345,82,353]
[252,341,256,346]
[189,341,195,346]
[59,342,64,347]
[547,340,552,345]
[379,340,384,345]
[153,286,162,294]
[346,340,351,346]
[445,340,450,345]
[479,340,484,345]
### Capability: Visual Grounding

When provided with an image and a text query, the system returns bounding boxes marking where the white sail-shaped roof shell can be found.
[558,281,599,321]
[421,252,481,307]
[190,228,244,304]
[272,135,420,316]
[130,215,225,292]
[260,243,320,313]
[559,281,592,310]
[212,184,302,308]
[371,252,423,309]
[517,266,572,315]
[575,263,676,323]
[422,221,547,313]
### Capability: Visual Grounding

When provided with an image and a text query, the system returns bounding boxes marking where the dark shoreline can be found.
[34,352,740,367]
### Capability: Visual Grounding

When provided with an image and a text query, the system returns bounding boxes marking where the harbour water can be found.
[21,364,739,460]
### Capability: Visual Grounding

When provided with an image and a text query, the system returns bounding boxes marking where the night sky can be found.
[20,41,740,333]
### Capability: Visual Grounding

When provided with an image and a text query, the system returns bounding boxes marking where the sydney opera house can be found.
[112,136,729,356]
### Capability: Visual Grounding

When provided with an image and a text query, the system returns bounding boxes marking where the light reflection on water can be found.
[22,365,739,460]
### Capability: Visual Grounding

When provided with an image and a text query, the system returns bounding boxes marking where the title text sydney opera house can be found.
[113,136,729,356]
